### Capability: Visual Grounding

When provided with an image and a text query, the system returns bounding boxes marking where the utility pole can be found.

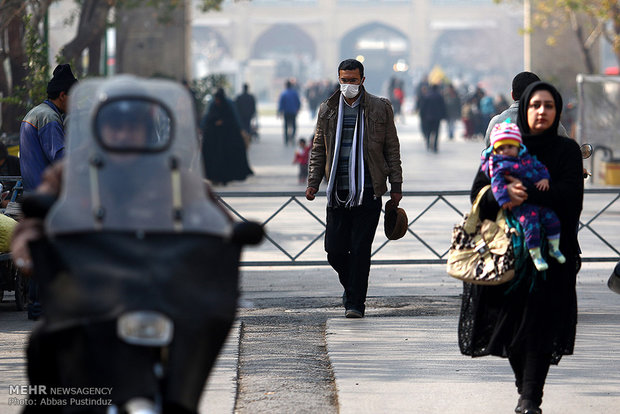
[523,0,531,71]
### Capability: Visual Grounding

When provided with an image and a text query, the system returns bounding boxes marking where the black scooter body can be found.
[26,232,240,413]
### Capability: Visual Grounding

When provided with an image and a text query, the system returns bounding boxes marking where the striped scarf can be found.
[326,94,365,208]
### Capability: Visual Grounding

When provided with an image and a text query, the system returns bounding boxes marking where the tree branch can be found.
[59,0,113,67]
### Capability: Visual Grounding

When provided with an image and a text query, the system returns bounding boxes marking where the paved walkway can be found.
[1,111,619,413]
[232,112,620,413]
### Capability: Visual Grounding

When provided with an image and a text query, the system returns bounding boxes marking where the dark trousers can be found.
[424,119,441,152]
[283,113,297,145]
[28,279,41,320]
[509,351,552,406]
[325,191,381,314]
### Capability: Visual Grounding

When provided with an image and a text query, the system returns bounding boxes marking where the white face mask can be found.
[340,83,360,99]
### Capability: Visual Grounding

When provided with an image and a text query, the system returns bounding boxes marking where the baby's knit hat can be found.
[490,122,522,150]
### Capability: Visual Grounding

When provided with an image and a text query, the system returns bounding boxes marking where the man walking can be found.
[236,83,257,140]
[306,59,403,318]
[19,63,77,192]
[418,83,446,153]
[278,79,301,145]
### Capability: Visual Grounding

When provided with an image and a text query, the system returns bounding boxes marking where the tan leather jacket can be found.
[308,87,403,197]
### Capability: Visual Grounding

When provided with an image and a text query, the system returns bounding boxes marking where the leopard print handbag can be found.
[447,185,516,285]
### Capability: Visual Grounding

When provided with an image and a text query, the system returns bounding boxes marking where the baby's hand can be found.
[535,178,549,191]
[502,201,515,210]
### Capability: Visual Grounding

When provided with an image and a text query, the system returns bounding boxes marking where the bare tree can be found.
[1,0,231,133]
[58,0,115,76]
[496,0,620,73]
[0,0,54,133]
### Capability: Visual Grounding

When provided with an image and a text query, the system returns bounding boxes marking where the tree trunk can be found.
[607,3,620,68]
[60,0,112,75]
[1,14,28,133]
[7,15,27,90]
[573,24,596,74]
[87,35,102,76]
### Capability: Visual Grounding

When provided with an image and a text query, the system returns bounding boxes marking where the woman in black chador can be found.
[459,81,584,414]
[200,88,253,185]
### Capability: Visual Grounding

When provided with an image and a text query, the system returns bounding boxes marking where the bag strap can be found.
[464,185,491,234]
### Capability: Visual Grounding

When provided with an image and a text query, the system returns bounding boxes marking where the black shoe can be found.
[345,309,363,318]
[521,399,541,414]
[515,396,522,413]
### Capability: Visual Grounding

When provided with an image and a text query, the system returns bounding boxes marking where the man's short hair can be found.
[512,71,540,101]
[338,59,364,78]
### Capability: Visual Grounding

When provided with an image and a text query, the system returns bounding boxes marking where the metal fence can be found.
[216,189,620,266]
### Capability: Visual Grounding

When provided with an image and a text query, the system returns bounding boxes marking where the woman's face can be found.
[527,90,556,134]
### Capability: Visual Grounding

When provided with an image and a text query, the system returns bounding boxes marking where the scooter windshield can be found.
[45,76,231,237]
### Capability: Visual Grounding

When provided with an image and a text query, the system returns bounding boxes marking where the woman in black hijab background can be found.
[459,81,584,414]
[200,88,253,185]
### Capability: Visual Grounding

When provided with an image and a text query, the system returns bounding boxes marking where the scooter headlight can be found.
[117,311,174,347]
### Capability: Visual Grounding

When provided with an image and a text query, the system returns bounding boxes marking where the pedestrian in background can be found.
[443,83,462,140]
[461,81,583,414]
[19,63,77,192]
[306,58,403,318]
[18,63,77,322]
[236,83,258,140]
[292,137,310,185]
[278,79,301,146]
[388,77,405,123]
[418,83,446,152]
[200,88,253,185]
[461,94,478,139]
[484,71,568,147]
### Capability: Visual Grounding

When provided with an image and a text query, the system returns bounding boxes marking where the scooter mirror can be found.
[581,143,593,159]
[232,221,264,246]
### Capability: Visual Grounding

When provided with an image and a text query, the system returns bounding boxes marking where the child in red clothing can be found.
[293,137,310,184]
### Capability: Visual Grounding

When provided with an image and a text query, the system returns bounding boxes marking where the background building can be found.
[190,0,524,101]
[46,0,524,101]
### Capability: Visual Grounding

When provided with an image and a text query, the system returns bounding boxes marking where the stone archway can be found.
[251,24,317,87]
[340,22,409,95]
[192,26,232,79]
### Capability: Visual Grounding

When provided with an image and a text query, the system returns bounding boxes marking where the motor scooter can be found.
[21,76,262,413]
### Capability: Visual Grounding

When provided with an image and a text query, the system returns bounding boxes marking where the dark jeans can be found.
[325,191,381,314]
[509,351,552,406]
[283,113,297,145]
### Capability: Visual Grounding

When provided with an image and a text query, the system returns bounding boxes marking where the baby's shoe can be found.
[548,249,566,264]
[529,248,549,272]
[548,238,566,264]
[532,256,549,271]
